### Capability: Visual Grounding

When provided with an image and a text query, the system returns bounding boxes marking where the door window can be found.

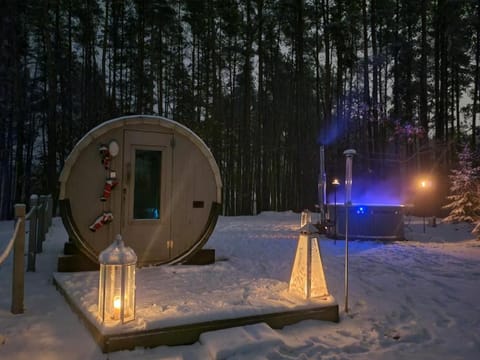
[133,150,162,219]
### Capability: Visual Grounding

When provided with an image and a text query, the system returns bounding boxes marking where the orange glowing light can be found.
[112,296,121,320]
[418,178,432,190]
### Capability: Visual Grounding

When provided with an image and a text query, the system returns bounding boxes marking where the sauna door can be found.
[122,130,173,265]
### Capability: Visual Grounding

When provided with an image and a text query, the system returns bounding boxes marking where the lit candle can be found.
[112,296,121,320]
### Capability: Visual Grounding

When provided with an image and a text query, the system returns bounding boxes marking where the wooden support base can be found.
[59,241,215,271]
[57,254,99,272]
[183,249,215,265]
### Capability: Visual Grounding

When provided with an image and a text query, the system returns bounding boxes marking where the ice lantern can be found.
[98,234,137,324]
[289,222,329,299]
[300,210,312,227]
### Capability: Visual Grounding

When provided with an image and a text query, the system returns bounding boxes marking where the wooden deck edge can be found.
[103,304,339,352]
[53,275,339,353]
[52,276,106,352]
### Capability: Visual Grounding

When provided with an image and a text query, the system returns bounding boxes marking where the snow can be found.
[98,234,137,265]
[53,261,335,335]
[1,212,480,359]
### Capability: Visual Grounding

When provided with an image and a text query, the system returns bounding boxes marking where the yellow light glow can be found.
[113,296,121,310]
[332,178,340,186]
[419,179,432,189]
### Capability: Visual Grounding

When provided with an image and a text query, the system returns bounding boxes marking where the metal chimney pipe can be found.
[343,148,356,313]
[318,145,327,225]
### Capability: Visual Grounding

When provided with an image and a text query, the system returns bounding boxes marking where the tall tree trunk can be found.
[440,13,448,142]
[370,0,379,154]
[240,0,253,214]
[472,2,480,147]
[0,37,14,219]
[136,0,146,113]
[256,0,268,212]
[362,0,371,158]
[111,0,120,115]
[333,0,345,161]
[393,0,400,119]
[13,1,25,205]
[314,0,321,127]
[42,0,59,209]
[101,0,109,119]
[455,65,460,135]
[420,0,429,142]
[14,69,25,204]
[66,0,73,149]
[434,0,445,141]
[321,0,332,134]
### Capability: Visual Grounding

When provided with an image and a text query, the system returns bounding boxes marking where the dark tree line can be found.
[1,0,480,219]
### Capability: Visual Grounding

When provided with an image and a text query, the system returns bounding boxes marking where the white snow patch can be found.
[1,212,480,359]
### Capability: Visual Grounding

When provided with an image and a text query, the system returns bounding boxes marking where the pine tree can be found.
[443,145,480,224]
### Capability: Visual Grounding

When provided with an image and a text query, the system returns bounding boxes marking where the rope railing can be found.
[0,195,53,314]
[25,206,35,220]
[0,218,22,266]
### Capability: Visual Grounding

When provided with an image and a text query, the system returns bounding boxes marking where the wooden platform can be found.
[53,269,339,353]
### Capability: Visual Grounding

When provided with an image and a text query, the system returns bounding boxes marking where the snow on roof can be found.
[98,234,137,265]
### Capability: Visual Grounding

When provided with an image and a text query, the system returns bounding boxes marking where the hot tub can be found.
[327,204,405,240]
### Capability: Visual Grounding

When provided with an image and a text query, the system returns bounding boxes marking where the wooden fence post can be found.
[37,196,45,253]
[27,195,38,272]
[47,194,53,227]
[43,194,51,232]
[12,204,26,314]
[41,195,48,237]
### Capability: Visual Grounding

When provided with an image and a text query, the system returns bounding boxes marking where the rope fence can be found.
[0,195,53,314]
[0,217,21,265]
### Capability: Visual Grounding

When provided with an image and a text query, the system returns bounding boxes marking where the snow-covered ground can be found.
[1,212,480,359]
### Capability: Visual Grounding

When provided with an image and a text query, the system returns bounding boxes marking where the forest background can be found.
[1,0,480,220]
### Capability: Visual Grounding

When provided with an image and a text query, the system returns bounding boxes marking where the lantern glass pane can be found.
[105,265,121,321]
[123,264,136,322]
[98,264,106,321]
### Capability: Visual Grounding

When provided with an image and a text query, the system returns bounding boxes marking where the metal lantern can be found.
[98,234,137,324]
[331,178,340,239]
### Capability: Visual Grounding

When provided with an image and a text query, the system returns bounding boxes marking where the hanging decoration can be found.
[100,177,119,202]
[89,141,120,232]
[89,212,114,232]
[99,144,112,170]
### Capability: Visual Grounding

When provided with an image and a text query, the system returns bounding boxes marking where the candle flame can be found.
[113,296,121,310]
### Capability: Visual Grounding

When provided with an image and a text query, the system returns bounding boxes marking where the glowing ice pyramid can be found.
[289,222,329,299]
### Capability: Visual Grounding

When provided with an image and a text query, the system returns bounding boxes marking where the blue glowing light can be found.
[356,206,367,215]
[327,176,404,205]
